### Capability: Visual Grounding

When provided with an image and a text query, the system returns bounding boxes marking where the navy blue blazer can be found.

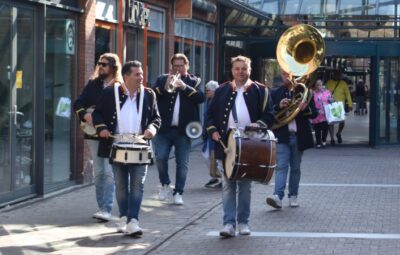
[152,74,205,136]
[271,84,318,151]
[73,78,104,140]
[92,85,161,157]
[206,81,275,159]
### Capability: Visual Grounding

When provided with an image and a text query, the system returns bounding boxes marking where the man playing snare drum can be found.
[92,60,161,236]
[206,55,274,237]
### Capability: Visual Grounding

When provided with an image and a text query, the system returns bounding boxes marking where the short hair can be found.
[122,60,142,76]
[231,55,251,68]
[170,53,189,65]
[205,80,219,91]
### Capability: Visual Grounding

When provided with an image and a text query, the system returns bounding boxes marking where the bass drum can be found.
[224,128,276,183]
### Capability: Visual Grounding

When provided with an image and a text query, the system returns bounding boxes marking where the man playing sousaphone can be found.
[73,53,123,221]
[206,55,274,237]
[266,70,317,209]
[152,53,205,205]
[92,60,161,236]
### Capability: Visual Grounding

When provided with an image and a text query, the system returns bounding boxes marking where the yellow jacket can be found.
[326,79,352,107]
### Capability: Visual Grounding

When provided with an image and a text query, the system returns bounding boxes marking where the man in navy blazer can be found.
[152,53,205,205]
[92,60,161,236]
[266,71,317,210]
[206,55,274,237]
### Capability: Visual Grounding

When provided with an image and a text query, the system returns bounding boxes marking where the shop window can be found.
[95,24,116,64]
[45,8,77,185]
[147,33,163,86]
[125,29,138,62]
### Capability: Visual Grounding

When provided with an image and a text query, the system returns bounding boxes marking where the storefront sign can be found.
[125,0,149,28]
[65,19,75,55]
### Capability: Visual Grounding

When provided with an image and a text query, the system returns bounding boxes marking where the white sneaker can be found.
[289,196,299,207]
[92,211,102,219]
[159,184,171,201]
[93,211,112,221]
[219,224,235,238]
[238,223,251,235]
[116,216,127,233]
[266,194,282,209]
[173,193,184,205]
[125,219,143,236]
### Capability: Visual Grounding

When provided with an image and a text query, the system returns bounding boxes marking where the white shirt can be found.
[117,89,142,134]
[228,80,252,129]
[288,120,297,133]
[171,93,180,126]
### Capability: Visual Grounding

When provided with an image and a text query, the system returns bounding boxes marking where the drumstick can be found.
[218,139,229,154]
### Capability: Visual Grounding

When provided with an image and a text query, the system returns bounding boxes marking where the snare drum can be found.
[224,128,276,183]
[110,142,153,165]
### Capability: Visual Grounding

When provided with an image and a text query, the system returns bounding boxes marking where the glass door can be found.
[378,57,400,144]
[0,3,35,202]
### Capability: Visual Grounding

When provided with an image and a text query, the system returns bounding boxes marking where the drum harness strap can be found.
[114,83,145,140]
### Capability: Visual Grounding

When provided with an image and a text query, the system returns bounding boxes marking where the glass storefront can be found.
[379,57,400,144]
[147,7,165,86]
[45,8,77,187]
[0,3,35,201]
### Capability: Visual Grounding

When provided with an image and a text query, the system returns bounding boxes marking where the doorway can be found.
[0,3,36,202]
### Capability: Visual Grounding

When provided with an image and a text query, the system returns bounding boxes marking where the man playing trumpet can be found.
[152,53,205,205]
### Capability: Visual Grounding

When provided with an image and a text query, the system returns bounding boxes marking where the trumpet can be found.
[166,72,181,93]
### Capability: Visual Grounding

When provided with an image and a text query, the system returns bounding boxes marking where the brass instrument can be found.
[272,24,325,130]
[166,73,181,93]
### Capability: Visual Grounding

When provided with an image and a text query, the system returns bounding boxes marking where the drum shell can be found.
[224,130,276,183]
[110,144,153,165]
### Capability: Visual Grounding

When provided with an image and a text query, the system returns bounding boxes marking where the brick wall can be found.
[75,0,96,184]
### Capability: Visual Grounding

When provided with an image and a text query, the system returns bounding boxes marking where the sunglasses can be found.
[97,62,110,67]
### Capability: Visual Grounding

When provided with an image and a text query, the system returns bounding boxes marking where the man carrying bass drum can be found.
[206,55,274,238]
[73,53,123,222]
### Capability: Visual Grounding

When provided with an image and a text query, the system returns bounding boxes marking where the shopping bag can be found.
[324,101,346,124]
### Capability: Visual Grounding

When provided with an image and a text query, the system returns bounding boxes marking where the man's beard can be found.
[98,72,107,79]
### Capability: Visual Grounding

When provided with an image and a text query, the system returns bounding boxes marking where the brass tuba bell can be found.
[272,24,325,130]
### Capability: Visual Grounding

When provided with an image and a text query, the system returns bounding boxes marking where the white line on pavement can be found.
[300,183,400,188]
[206,231,400,239]
[262,183,400,188]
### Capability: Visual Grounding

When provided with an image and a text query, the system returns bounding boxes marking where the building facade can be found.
[0,0,218,206]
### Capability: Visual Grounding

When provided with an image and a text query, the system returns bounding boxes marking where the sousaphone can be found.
[272,24,325,129]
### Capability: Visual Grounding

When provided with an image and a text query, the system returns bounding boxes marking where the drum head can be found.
[224,130,237,178]
[114,143,149,149]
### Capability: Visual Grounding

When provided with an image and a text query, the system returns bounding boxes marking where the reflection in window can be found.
[339,0,377,15]
[283,0,300,15]
[261,0,279,14]
[95,27,112,64]
[378,0,396,15]
[301,0,337,15]
[147,35,162,86]
[45,8,76,185]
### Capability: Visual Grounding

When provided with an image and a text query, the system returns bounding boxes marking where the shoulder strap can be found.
[262,87,269,112]
[114,84,121,126]
[332,80,341,95]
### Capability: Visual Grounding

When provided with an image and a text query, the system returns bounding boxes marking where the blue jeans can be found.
[113,163,147,221]
[153,130,191,194]
[87,139,115,213]
[222,177,252,226]
[274,134,303,199]
[218,160,251,226]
